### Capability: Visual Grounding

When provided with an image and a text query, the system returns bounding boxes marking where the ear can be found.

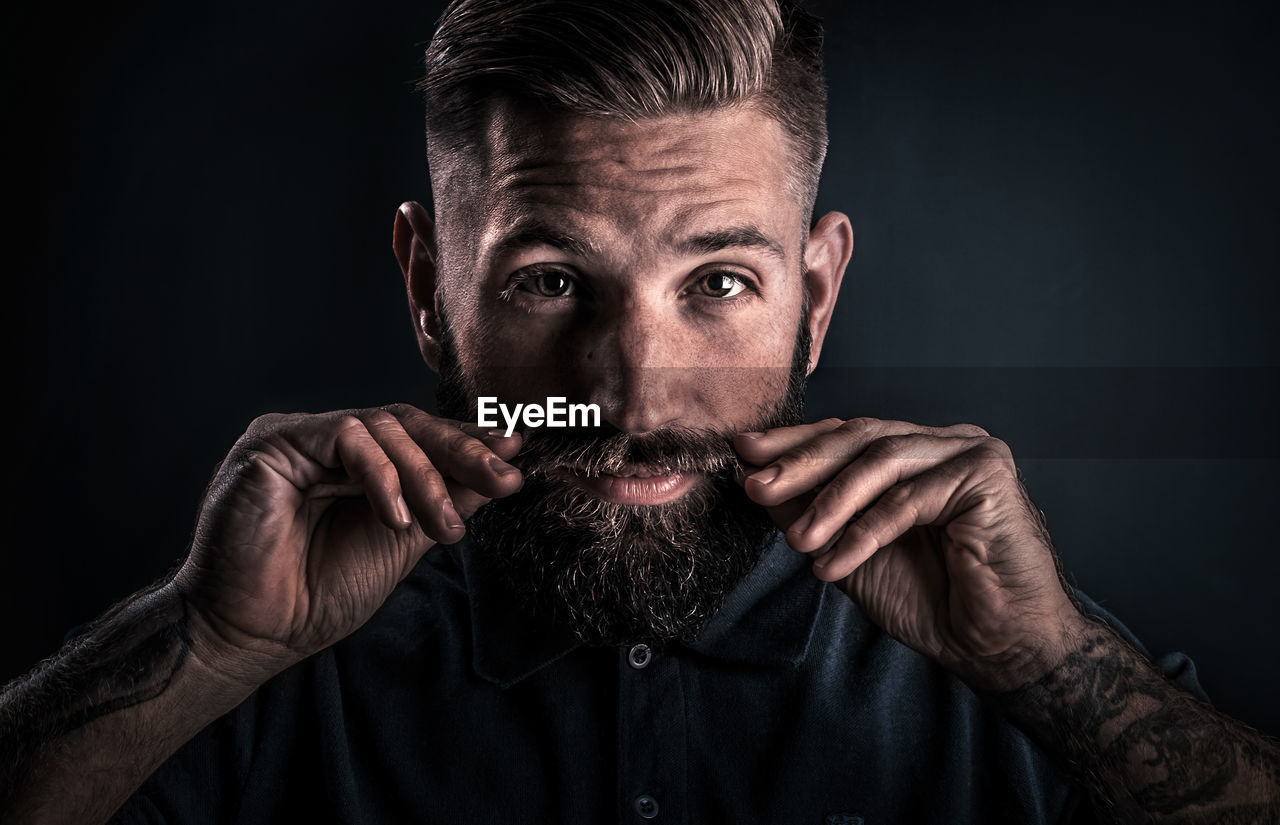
[801,211,853,375]
[393,201,442,371]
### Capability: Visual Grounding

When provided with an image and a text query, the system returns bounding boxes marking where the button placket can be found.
[628,643,652,669]
[634,793,660,819]
[617,645,687,824]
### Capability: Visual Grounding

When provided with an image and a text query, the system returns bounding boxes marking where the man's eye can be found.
[521,270,576,297]
[694,272,748,298]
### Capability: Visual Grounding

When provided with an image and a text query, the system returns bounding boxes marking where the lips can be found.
[564,465,702,505]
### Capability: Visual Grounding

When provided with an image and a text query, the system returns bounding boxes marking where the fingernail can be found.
[394,495,412,526]
[486,429,508,438]
[739,431,765,439]
[489,455,518,476]
[789,508,815,536]
[748,465,781,485]
[442,500,464,530]
[811,550,832,570]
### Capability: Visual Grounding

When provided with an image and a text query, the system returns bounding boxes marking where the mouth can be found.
[563,465,703,505]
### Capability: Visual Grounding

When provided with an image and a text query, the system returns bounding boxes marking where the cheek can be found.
[680,318,800,426]
[458,314,571,401]
[690,360,793,427]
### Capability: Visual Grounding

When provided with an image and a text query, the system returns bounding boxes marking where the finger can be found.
[774,494,852,558]
[743,418,986,507]
[786,434,982,554]
[809,461,964,581]
[733,418,844,466]
[382,404,524,498]
[445,479,492,521]
[332,416,412,531]
[388,474,502,579]
[361,410,466,543]
[761,488,816,537]
[477,430,524,463]
[742,418,913,506]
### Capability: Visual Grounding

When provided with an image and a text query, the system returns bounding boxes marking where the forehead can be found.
[441,100,804,268]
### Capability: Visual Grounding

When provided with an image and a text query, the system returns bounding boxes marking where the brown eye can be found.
[695,272,747,298]
[526,270,576,297]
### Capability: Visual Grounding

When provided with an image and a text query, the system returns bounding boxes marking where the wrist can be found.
[952,604,1094,693]
[165,584,299,698]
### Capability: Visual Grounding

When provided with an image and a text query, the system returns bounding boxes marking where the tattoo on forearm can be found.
[0,580,190,810]
[995,619,1280,823]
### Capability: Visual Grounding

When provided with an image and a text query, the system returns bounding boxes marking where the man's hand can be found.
[177,404,525,681]
[0,404,525,823]
[734,416,1081,691]
[735,417,1280,820]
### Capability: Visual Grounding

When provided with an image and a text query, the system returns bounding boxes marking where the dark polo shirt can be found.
[112,532,1203,824]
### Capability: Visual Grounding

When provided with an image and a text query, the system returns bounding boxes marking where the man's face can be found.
[437,100,811,440]
[421,101,833,645]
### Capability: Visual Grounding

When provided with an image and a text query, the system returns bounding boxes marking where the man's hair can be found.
[418,0,828,218]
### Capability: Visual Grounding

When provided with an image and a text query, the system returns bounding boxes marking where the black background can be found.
[10,0,1279,736]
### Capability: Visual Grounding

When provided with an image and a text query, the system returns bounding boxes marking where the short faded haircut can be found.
[417,0,828,220]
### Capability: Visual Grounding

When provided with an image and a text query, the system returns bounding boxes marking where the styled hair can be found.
[418,0,828,217]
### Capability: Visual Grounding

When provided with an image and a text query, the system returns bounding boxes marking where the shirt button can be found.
[628,643,652,669]
[634,794,659,819]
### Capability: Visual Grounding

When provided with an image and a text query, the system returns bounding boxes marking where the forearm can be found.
[0,581,261,824]
[992,615,1280,824]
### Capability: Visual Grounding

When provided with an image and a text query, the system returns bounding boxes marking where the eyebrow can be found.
[677,225,787,263]
[488,219,786,263]
[490,220,596,260]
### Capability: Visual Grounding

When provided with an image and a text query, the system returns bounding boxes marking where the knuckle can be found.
[879,482,915,510]
[411,460,445,492]
[842,518,874,545]
[335,415,367,439]
[363,409,400,431]
[445,429,479,457]
[806,491,838,522]
[864,434,913,460]
[955,422,989,437]
[396,404,433,429]
[838,417,878,440]
[245,412,287,437]
[361,449,396,478]
[978,436,1014,461]
[967,437,1016,478]
[783,441,832,471]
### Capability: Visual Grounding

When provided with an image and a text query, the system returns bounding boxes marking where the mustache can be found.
[512,424,742,479]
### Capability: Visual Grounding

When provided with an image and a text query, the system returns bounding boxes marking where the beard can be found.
[436,312,810,647]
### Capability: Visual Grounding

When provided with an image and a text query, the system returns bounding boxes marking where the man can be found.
[3,0,1277,822]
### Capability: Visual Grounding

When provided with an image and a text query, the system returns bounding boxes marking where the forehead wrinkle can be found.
[482,194,793,271]
[454,105,805,276]
[496,165,737,198]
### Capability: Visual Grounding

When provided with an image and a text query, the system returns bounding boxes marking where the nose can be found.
[579,299,688,434]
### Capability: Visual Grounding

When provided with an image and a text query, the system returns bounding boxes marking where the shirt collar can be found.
[455,530,827,689]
